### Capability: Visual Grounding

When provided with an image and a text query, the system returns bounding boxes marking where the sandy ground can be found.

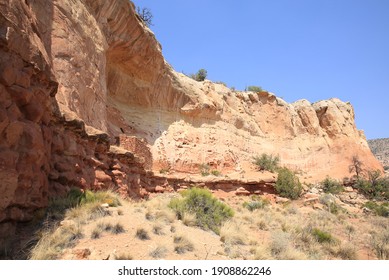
[54,191,387,260]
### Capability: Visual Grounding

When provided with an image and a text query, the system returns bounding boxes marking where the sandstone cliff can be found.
[49,0,381,179]
[0,0,382,246]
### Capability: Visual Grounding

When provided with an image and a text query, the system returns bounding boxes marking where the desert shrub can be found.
[199,163,210,176]
[190,69,207,82]
[168,187,234,234]
[66,188,84,206]
[311,228,334,244]
[354,170,388,200]
[364,201,389,217]
[159,168,170,174]
[136,228,150,240]
[275,168,302,200]
[321,177,344,194]
[243,197,270,212]
[211,170,221,176]
[293,226,315,250]
[384,166,389,171]
[371,231,389,260]
[253,153,280,172]
[80,190,121,207]
[246,85,263,92]
[46,188,84,220]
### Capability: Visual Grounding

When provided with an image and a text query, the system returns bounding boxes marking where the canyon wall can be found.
[0,0,382,247]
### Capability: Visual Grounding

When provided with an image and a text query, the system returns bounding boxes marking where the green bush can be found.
[321,177,344,194]
[354,170,389,200]
[211,170,221,176]
[80,190,121,207]
[364,201,389,217]
[47,188,83,217]
[190,69,208,82]
[253,153,280,172]
[311,228,334,243]
[275,168,302,200]
[246,85,263,92]
[159,168,170,174]
[168,188,234,234]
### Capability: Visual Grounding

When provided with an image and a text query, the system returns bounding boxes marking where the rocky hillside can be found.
[0,0,382,248]
[368,138,389,170]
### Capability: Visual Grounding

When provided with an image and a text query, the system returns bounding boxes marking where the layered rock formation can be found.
[0,0,382,247]
[368,138,389,171]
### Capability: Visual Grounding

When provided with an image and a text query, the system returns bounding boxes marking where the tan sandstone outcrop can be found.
[0,0,382,247]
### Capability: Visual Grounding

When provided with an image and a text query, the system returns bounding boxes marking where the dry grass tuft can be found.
[182,213,197,227]
[29,224,84,260]
[335,243,358,260]
[152,224,165,235]
[173,235,194,254]
[252,245,272,260]
[371,231,389,260]
[220,221,247,246]
[136,228,150,240]
[149,246,168,259]
[270,230,290,257]
[111,223,126,234]
[91,227,103,239]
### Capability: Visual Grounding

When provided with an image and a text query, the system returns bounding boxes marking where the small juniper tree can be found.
[275,168,302,200]
[137,7,153,27]
[190,69,208,82]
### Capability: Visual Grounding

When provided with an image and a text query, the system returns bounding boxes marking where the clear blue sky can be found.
[133,0,388,139]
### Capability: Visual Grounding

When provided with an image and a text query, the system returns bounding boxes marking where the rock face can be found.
[368,138,389,171]
[0,0,382,245]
